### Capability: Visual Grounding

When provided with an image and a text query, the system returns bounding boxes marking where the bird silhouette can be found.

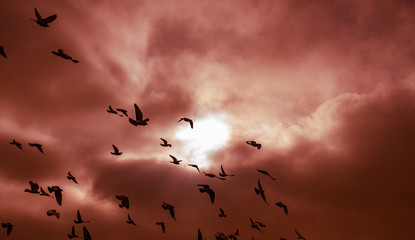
[52,49,79,63]
[32,8,57,27]
[162,202,176,221]
[295,230,306,240]
[83,226,91,240]
[28,143,44,155]
[126,214,137,226]
[9,139,23,151]
[67,171,78,184]
[188,164,200,173]
[68,225,79,239]
[203,172,225,180]
[219,165,235,177]
[215,232,228,240]
[0,45,6,58]
[228,233,237,240]
[178,117,193,129]
[254,180,268,204]
[46,209,60,219]
[234,228,239,236]
[160,138,172,147]
[48,186,63,206]
[169,155,182,165]
[257,169,276,180]
[24,181,40,194]
[275,201,288,215]
[40,187,53,197]
[156,222,165,233]
[116,194,129,209]
[74,210,90,224]
[246,141,261,149]
[198,228,203,240]
[197,184,215,204]
[255,220,266,228]
[249,218,264,233]
[1,222,13,235]
[106,105,118,115]
[128,104,149,126]
[111,145,122,155]
[115,108,128,117]
[218,208,226,218]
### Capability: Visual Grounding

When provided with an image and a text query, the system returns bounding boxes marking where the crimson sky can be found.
[1,0,415,239]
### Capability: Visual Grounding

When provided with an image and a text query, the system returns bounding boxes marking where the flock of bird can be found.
[1,7,310,240]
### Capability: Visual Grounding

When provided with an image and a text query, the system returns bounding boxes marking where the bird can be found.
[197,184,215,204]
[116,194,129,209]
[203,171,225,180]
[128,104,149,126]
[219,165,235,177]
[178,117,193,129]
[52,49,79,63]
[255,220,266,228]
[67,171,78,184]
[111,145,122,155]
[275,201,288,215]
[218,208,226,218]
[188,164,200,173]
[228,233,237,240]
[126,214,137,226]
[106,105,118,114]
[68,225,79,239]
[156,222,165,234]
[83,226,92,240]
[235,228,240,236]
[10,139,23,151]
[74,210,90,224]
[198,228,203,240]
[24,181,40,194]
[115,108,128,117]
[246,141,261,149]
[40,187,53,197]
[160,138,172,147]
[32,8,57,27]
[257,169,276,180]
[295,230,306,240]
[249,217,264,233]
[46,209,60,219]
[215,232,228,240]
[48,186,63,206]
[162,202,176,221]
[28,143,44,154]
[1,222,13,236]
[254,179,268,204]
[0,45,6,58]
[169,155,182,165]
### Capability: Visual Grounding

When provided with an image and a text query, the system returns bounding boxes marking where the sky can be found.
[1,0,415,239]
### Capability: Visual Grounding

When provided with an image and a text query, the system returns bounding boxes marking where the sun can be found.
[175,113,231,168]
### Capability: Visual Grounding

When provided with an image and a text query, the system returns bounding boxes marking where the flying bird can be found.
[25,181,40,194]
[197,184,215,204]
[74,210,90,224]
[254,220,266,228]
[295,230,306,240]
[52,49,79,63]
[203,171,225,180]
[0,45,6,58]
[162,202,176,221]
[106,105,118,114]
[111,144,122,155]
[32,8,57,27]
[48,186,63,206]
[40,187,53,197]
[250,218,265,233]
[68,225,79,239]
[218,208,226,218]
[115,108,128,117]
[257,169,276,180]
[246,141,261,149]
[160,138,171,147]
[127,214,137,226]
[178,117,193,129]
[9,139,23,151]
[275,201,288,215]
[219,165,235,177]
[254,180,268,204]
[83,226,92,240]
[156,222,165,234]
[215,232,228,240]
[188,164,200,173]
[1,222,13,235]
[67,171,78,184]
[46,209,60,219]
[116,194,129,209]
[28,143,44,154]
[169,155,182,165]
[128,104,149,126]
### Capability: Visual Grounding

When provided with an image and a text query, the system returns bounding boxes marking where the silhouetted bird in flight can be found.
[40,187,53,197]
[1,222,13,236]
[156,222,165,234]
[0,45,6,58]
[160,138,171,147]
[67,171,78,184]
[52,49,79,63]
[25,181,40,194]
[178,117,193,129]
[111,144,122,155]
[254,220,266,228]
[275,201,288,215]
[215,232,228,240]
[228,233,237,240]
[295,230,307,240]
[219,165,235,177]
[255,180,268,204]
[74,210,90,224]
[116,194,129,209]
[10,139,23,151]
[46,209,60,219]
[257,169,276,180]
[48,186,63,206]
[68,225,79,239]
[203,172,225,180]
[28,143,44,154]
[83,226,91,240]
[188,164,200,173]
[128,104,149,126]
[250,217,265,233]
[246,141,261,149]
[32,8,57,27]
[169,155,182,165]
[197,184,215,204]
[106,105,118,115]
[162,202,176,221]
[127,214,137,226]
[116,108,128,117]
[218,208,226,218]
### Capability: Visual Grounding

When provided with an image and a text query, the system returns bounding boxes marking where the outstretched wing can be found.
[44,14,57,24]
[0,46,6,58]
[83,227,91,240]
[133,104,143,121]
[160,138,167,144]
[35,8,42,20]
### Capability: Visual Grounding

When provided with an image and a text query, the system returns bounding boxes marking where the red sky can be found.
[1,0,415,239]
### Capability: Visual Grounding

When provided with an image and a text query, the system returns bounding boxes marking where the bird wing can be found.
[112,145,119,153]
[169,155,177,161]
[77,210,82,221]
[43,14,57,24]
[71,225,76,235]
[198,229,202,240]
[283,205,288,215]
[29,181,39,191]
[257,180,263,191]
[35,8,42,20]
[169,207,176,221]
[55,190,62,206]
[188,119,193,128]
[133,104,143,121]
[220,165,225,175]
[128,214,132,221]
[6,224,12,235]
[83,227,91,240]
[160,138,167,144]
[208,190,215,203]
[0,46,6,58]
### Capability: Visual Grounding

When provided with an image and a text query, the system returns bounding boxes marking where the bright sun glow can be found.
[175,114,231,169]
